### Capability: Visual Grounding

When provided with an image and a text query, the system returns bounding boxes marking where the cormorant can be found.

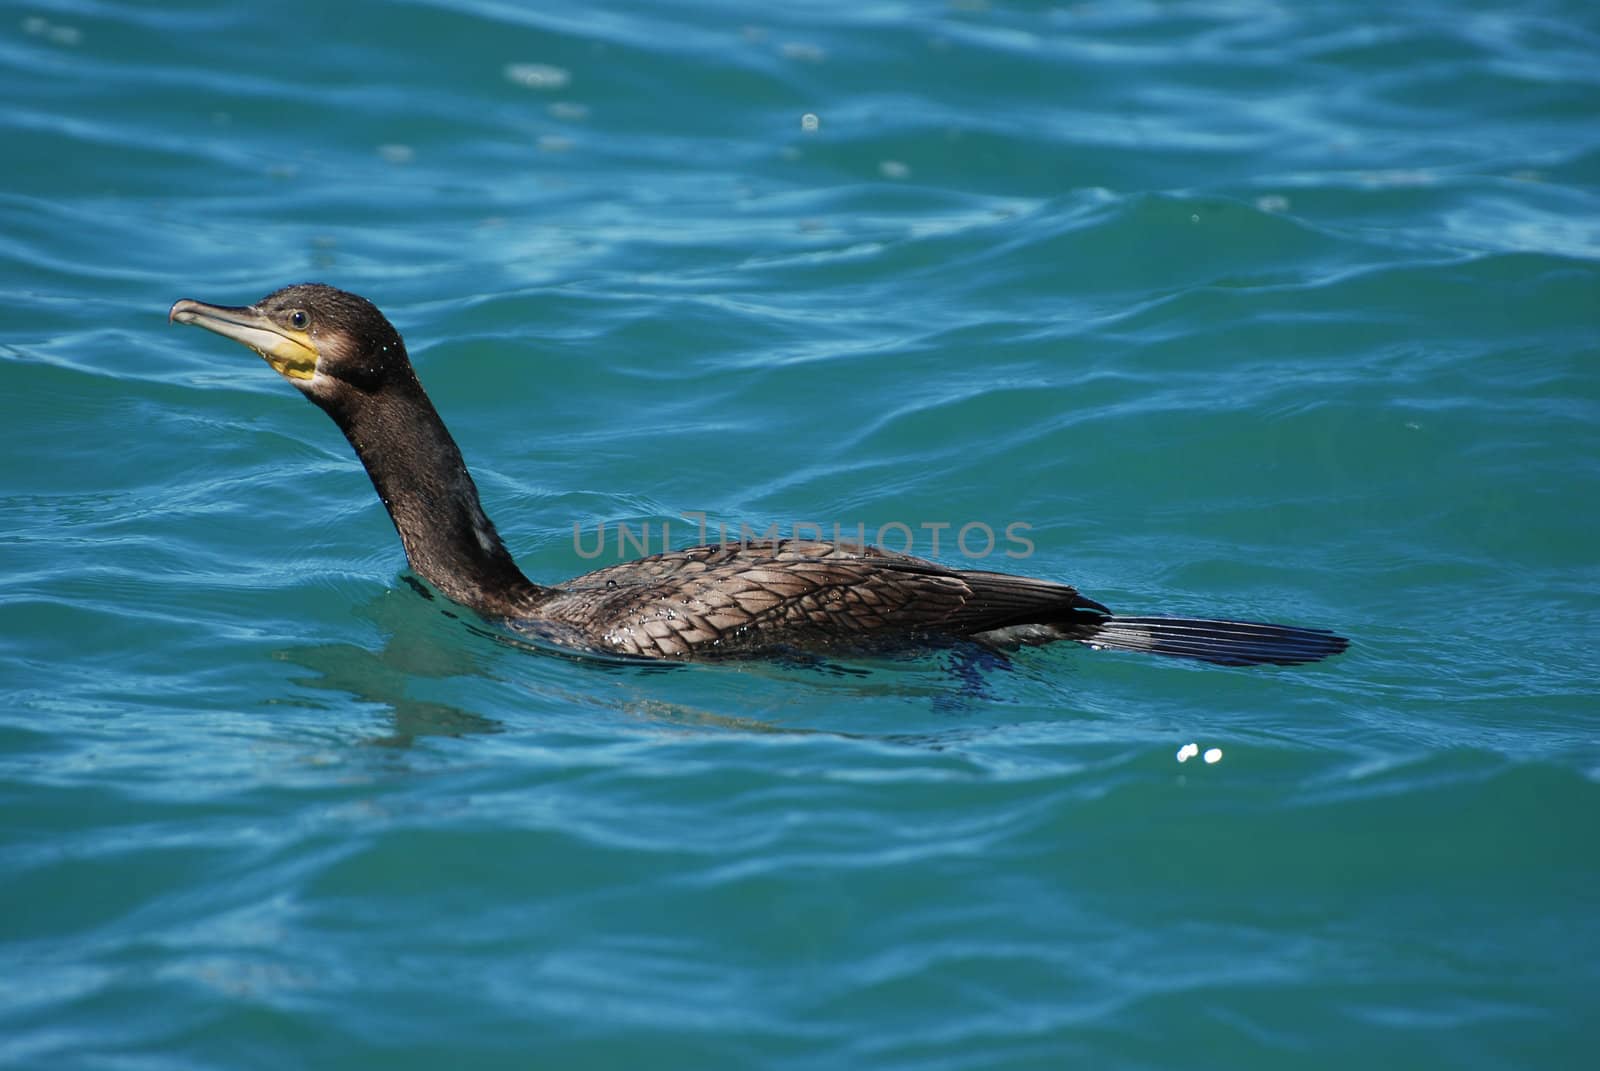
[169,284,1348,667]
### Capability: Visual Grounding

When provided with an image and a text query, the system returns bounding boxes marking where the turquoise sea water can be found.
[3,1,1598,1066]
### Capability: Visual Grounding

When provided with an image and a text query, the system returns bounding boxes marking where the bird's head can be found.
[170,283,418,408]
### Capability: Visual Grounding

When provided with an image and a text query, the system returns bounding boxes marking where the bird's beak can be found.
[169,298,320,381]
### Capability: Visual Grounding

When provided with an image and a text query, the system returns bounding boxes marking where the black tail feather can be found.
[1080,616,1349,667]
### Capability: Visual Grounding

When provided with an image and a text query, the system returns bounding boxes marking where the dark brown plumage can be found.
[169,283,1349,668]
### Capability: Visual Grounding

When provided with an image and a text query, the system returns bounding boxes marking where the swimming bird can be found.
[169,284,1348,667]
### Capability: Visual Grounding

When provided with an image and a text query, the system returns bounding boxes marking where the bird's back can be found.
[523,539,1105,659]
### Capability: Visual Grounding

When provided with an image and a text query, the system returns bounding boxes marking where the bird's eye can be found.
[288,309,309,330]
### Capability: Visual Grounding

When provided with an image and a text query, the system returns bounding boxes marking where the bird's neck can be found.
[325,382,546,618]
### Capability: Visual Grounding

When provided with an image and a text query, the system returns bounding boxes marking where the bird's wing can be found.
[531,539,1102,658]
